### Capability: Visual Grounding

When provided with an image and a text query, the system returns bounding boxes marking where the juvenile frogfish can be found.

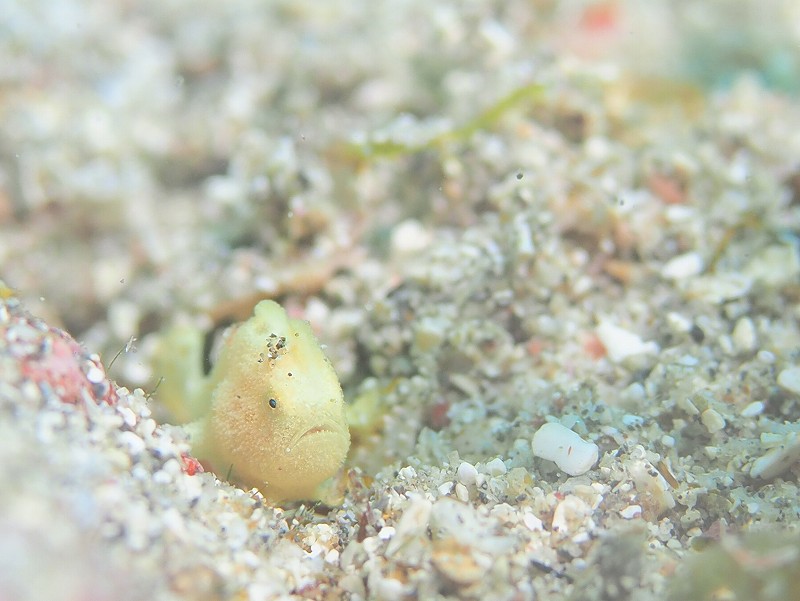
[154,300,350,501]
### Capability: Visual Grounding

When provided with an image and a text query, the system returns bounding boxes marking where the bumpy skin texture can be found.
[159,301,350,501]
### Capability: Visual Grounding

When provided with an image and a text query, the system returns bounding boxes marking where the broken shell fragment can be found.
[750,431,800,480]
[531,422,599,476]
[596,320,659,363]
[431,539,490,586]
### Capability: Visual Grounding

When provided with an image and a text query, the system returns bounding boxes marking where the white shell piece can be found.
[661,252,704,280]
[778,367,800,396]
[531,422,599,476]
[485,457,507,476]
[620,505,642,519]
[750,432,800,479]
[596,320,659,363]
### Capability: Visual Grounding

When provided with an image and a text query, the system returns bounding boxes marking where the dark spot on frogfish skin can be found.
[269,398,278,409]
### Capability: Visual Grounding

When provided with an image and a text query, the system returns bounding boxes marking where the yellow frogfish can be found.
[154,300,350,502]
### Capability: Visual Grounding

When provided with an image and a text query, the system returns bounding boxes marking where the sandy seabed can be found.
[2,1,800,600]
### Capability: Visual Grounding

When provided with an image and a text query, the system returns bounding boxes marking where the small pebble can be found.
[718,335,734,355]
[622,414,644,428]
[731,317,757,353]
[324,549,340,564]
[685,273,752,304]
[677,354,699,366]
[118,406,138,427]
[666,312,692,333]
[757,350,776,364]
[431,542,488,586]
[751,432,800,479]
[152,469,173,484]
[619,505,642,519]
[489,503,516,523]
[456,461,478,486]
[438,481,454,496]
[622,382,646,404]
[413,318,448,352]
[391,219,432,259]
[85,365,106,384]
[373,577,406,601]
[677,396,700,416]
[485,457,507,476]
[551,496,590,534]
[596,320,659,363]
[777,367,800,396]
[117,431,146,456]
[386,497,432,555]
[761,432,784,446]
[744,244,800,288]
[398,465,417,480]
[700,408,726,434]
[741,401,764,417]
[513,215,535,259]
[661,252,704,280]
[522,512,543,531]
[139,418,157,438]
